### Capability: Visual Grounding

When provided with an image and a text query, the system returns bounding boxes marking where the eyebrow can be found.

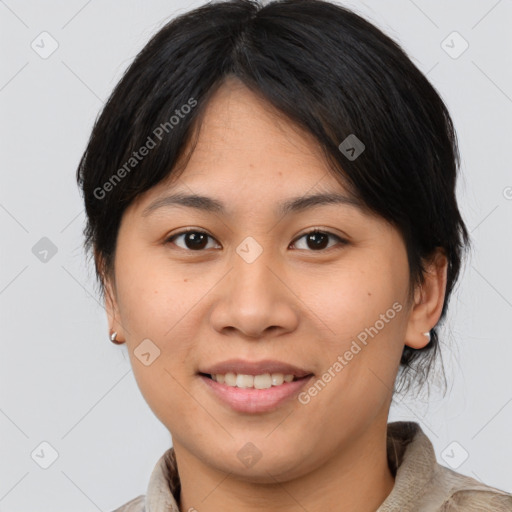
[141,191,365,217]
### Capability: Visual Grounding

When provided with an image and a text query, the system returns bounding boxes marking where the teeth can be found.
[211,372,297,388]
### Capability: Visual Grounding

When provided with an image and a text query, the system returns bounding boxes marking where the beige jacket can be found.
[112,421,512,511]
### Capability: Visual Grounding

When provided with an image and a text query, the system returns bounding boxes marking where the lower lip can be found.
[199,374,314,414]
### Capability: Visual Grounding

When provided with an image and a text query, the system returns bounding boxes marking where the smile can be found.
[199,372,314,413]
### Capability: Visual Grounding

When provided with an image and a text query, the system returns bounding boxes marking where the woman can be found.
[76,0,512,510]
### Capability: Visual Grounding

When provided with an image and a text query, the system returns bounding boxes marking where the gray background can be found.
[1,0,511,510]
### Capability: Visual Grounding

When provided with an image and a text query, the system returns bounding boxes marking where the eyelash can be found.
[164,228,348,252]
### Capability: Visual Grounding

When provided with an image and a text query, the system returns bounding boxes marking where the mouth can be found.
[197,359,314,413]
[198,359,313,382]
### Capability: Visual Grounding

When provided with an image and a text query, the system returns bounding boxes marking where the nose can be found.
[209,244,300,339]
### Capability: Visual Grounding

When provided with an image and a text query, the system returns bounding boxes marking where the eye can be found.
[290,229,347,251]
[165,228,348,252]
[165,229,220,251]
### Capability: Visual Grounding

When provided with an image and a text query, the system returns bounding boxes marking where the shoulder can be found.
[111,494,146,512]
[430,463,512,511]
[442,489,512,511]
[382,422,512,511]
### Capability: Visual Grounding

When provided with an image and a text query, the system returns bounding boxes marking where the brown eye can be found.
[166,230,220,251]
[165,228,347,252]
[291,230,347,251]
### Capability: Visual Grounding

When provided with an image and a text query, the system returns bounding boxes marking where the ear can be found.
[404,248,448,349]
[96,250,125,343]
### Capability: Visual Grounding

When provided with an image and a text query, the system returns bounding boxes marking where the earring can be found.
[109,330,124,344]
[423,331,431,341]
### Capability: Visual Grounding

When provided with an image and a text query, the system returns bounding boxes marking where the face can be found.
[105,78,428,482]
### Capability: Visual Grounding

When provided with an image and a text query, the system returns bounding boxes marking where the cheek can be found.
[116,263,199,427]
[114,250,194,339]
[113,253,201,407]
[303,261,407,346]
[301,255,408,407]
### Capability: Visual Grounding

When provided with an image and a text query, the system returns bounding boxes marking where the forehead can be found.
[126,78,377,226]
[157,79,355,198]
[201,81,325,162]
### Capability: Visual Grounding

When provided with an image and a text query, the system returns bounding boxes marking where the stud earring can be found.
[109,330,124,344]
[423,331,431,341]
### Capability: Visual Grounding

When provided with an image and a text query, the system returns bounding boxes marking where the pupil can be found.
[186,232,207,250]
[308,232,328,250]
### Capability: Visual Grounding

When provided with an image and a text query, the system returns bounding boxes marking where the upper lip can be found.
[199,359,314,378]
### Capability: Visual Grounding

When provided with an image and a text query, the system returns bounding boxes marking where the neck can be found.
[174,418,395,512]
